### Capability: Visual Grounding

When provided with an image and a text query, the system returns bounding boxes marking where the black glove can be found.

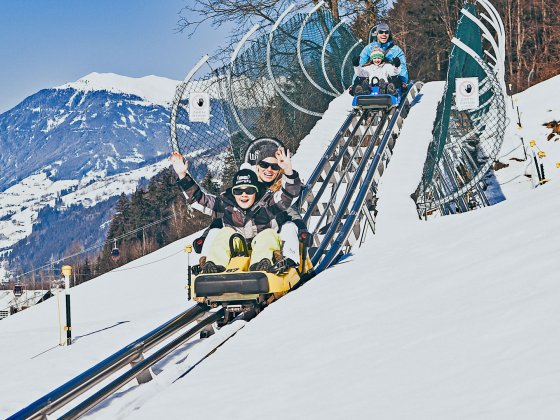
[392,57,401,67]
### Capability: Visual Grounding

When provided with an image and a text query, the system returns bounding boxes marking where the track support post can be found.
[185,244,193,300]
[62,265,73,346]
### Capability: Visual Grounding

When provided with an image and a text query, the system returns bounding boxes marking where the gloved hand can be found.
[392,57,401,67]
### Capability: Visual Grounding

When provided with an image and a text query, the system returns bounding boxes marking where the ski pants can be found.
[278,222,300,263]
[201,222,300,264]
[206,227,282,267]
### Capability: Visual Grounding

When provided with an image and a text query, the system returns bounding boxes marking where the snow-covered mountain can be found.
[0,73,178,191]
[0,73,184,275]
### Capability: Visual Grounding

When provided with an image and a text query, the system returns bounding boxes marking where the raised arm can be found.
[269,147,302,211]
[169,152,225,218]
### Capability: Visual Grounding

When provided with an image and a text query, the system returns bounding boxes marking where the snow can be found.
[0,160,169,253]
[42,113,70,133]
[1,74,560,419]
[56,73,181,107]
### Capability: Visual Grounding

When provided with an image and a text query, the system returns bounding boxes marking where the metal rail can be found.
[301,111,373,226]
[9,303,211,420]
[316,82,423,272]
[299,109,358,204]
[303,82,423,272]
[309,110,391,266]
[299,110,380,252]
[60,309,224,419]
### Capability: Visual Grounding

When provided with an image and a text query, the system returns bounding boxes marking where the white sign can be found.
[189,92,210,123]
[455,77,479,111]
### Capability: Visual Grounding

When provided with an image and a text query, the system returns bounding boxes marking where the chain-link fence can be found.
[415,1,507,217]
[169,6,362,191]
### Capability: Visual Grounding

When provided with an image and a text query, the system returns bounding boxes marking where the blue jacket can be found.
[360,39,408,83]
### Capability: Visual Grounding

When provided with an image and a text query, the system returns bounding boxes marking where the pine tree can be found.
[221,149,239,190]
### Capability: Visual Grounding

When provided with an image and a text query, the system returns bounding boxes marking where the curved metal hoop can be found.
[296,1,337,97]
[418,37,506,209]
[169,55,209,153]
[476,0,506,91]
[321,19,346,95]
[340,39,363,90]
[227,24,261,141]
[266,4,324,117]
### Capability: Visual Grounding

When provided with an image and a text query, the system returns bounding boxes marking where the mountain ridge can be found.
[0,73,186,277]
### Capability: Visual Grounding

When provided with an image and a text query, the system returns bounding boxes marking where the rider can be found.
[195,144,305,274]
[351,46,402,95]
[359,22,408,89]
[252,144,307,273]
[170,148,302,274]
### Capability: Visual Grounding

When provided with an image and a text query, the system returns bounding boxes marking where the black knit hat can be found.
[231,169,259,191]
[257,145,278,162]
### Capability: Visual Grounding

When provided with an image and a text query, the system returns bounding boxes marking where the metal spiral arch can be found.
[321,19,347,95]
[266,4,325,117]
[296,1,338,97]
[418,37,506,209]
[226,24,261,142]
[169,55,210,153]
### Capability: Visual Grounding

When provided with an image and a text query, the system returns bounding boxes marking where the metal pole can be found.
[185,244,192,300]
[520,136,527,161]
[532,150,542,183]
[508,83,514,108]
[61,265,72,346]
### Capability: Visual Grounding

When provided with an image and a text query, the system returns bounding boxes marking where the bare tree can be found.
[176,0,388,60]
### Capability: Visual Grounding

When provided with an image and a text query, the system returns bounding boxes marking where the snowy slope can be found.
[493,74,560,197]
[1,76,560,419]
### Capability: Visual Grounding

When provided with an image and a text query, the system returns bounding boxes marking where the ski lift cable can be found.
[13,213,177,280]
[109,249,184,273]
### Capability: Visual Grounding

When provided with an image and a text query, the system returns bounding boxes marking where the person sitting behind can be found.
[358,22,408,87]
[251,144,306,272]
[351,46,401,95]
[195,144,306,275]
[169,149,302,274]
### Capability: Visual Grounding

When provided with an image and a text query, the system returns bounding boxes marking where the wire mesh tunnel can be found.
[169,7,361,191]
[414,2,507,217]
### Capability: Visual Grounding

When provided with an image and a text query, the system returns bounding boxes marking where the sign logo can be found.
[455,77,479,111]
[189,92,211,123]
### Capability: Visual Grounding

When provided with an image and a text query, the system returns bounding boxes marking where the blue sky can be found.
[0,0,227,113]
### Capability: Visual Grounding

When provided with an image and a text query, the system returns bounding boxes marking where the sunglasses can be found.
[378,30,390,34]
[232,186,257,196]
[257,161,281,171]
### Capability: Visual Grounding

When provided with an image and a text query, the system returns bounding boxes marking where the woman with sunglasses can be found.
[357,22,408,87]
[253,145,306,274]
[169,148,302,273]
